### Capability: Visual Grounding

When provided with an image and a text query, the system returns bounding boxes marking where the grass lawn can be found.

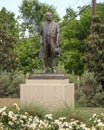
[77,107,104,126]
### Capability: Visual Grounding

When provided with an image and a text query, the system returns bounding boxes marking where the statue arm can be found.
[56,23,60,47]
[40,36,43,45]
[40,24,43,45]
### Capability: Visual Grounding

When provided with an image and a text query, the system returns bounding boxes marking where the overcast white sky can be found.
[0,0,103,18]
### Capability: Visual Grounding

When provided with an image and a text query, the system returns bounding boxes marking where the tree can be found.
[17,35,43,74]
[0,7,19,72]
[83,4,104,88]
[60,4,104,75]
[60,8,85,75]
[16,0,60,73]
[96,3,104,23]
[83,16,104,88]
[19,0,60,37]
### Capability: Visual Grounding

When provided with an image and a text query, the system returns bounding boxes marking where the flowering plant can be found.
[0,104,104,130]
[89,113,104,130]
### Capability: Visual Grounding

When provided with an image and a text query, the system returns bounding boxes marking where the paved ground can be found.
[0,98,20,107]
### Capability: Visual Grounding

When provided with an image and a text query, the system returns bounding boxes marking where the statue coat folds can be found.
[39,21,60,58]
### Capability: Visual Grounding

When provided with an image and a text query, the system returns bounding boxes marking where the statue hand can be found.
[40,37,43,45]
[56,42,59,47]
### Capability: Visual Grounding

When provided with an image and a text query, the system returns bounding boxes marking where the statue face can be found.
[46,12,52,21]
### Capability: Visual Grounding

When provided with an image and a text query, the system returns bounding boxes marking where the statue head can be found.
[46,12,52,22]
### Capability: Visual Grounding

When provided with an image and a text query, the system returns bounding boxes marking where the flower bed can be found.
[0,104,104,130]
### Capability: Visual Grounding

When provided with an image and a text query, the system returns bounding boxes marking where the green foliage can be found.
[56,61,66,74]
[0,7,18,37]
[96,3,104,23]
[0,72,10,97]
[63,7,77,20]
[21,104,48,118]
[78,6,91,40]
[17,35,43,74]
[0,71,25,97]
[16,0,60,73]
[66,114,85,123]
[0,7,19,72]
[19,0,60,36]
[18,104,104,125]
[60,10,85,75]
[17,3,104,75]
[60,4,104,75]
[69,71,104,107]
[83,16,104,87]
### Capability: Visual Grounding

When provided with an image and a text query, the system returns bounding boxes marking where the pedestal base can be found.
[20,74,74,111]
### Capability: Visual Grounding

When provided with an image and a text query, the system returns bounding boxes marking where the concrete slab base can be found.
[20,74,74,111]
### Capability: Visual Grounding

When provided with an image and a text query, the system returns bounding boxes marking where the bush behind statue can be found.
[69,71,104,107]
[0,71,25,98]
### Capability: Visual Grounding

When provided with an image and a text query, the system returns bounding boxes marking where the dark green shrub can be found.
[0,71,25,97]
[68,71,104,107]
[0,72,11,97]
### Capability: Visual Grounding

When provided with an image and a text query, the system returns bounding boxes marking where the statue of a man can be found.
[39,12,60,73]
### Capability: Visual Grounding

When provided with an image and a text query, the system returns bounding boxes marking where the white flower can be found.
[0,106,7,113]
[8,111,14,118]
[2,111,7,116]
[22,115,27,120]
[25,112,28,116]
[28,117,33,122]
[13,103,20,111]
[0,40,2,42]
[34,116,39,123]
[19,119,24,124]
[80,123,86,129]
[45,114,53,120]
[85,128,91,130]
[66,128,71,130]
[62,122,69,127]
[39,119,45,125]
[89,118,92,121]
[29,123,37,129]
[101,113,104,116]
[97,119,101,123]
[0,123,3,130]
[8,121,14,126]
[0,126,3,130]
[92,113,97,118]
[68,125,73,129]
[98,122,104,126]
[91,127,97,130]
[59,117,66,121]
[70,120,77,125]
[55,120,62,127]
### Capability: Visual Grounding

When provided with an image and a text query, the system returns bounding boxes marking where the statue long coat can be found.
[39,21,59,58]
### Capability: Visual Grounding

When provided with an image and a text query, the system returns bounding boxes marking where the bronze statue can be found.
[39,12,60,73]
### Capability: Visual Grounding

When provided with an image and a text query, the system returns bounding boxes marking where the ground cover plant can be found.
[0,103,104,130]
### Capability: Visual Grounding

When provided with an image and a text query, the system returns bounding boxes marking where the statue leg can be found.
[52,57,56,73]
[50,39,56,73]
[43,57,48,73]
[43,43,49,73]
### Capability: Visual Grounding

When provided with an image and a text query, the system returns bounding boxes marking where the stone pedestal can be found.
[20,74,74,111]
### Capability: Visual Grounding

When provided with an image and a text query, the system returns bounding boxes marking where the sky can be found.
[0,0,104,18]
